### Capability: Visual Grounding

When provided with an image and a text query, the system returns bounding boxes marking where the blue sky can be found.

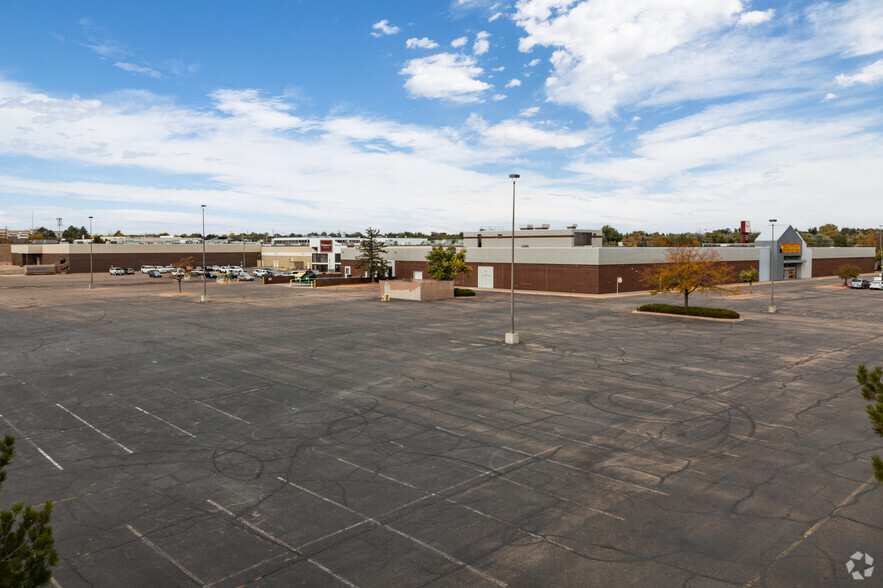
[1,0,881,236]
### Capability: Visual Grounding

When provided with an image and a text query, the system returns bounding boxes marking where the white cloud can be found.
[406,37,439,49]
[0,77,527,231]
[511,0,883,121]
[489,12,504,22]
[519,106,540,117]
[451,36,468,48]
[505,78,522,88]
[738,10,774,26]
[824,92,837,101]
[493,66,505,72]
[806,0,883,57]
[371,19,400,37]
[515,0,745,119]
[211,89,308,130]
[399,53,492,102]
[835,59,883,87]
[468,114,587,149]
[527,58,541,67]
[492,93,507,101]
[473,31,491,55]
[114,62,162,79]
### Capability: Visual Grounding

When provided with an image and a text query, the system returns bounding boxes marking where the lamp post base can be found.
[504,332,520,345]
[768,305,776,314]
[88,284,94,290]
[201,295,210,303]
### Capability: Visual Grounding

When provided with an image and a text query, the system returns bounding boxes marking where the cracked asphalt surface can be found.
[0,273,881,587]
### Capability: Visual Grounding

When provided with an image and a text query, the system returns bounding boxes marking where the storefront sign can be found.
[320,240,333,252]
[780,243,800,254]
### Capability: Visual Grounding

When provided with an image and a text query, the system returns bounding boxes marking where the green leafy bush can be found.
[637,303,739,319]
[454,288,475,297]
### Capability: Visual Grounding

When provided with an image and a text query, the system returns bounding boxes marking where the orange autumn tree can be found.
[643,246,735,307]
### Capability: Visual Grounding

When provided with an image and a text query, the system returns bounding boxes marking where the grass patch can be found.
[454,288,476,297]
[637,303,739,319]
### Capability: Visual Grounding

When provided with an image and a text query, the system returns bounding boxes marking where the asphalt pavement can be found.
[0,272,881,587]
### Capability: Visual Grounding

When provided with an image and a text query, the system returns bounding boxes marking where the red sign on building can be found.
[320,240,333,253]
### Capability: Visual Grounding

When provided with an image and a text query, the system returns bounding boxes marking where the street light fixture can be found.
[88,216,94,289]
[506,174,520,345]
[768,218,777,313]
[201,205,208,302]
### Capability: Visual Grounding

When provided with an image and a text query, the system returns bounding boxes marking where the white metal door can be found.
[478,266,494,288]
[413,270,423,280]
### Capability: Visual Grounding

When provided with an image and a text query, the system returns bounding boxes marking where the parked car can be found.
[850,278,871,289]
[870,278,883,290]
[192,267,205,275]
[252,268,270,277]
[237,272,254,281]
[229,265,243,273]
[147,270,162,278]
[265,269,283,276]
[141,265,155,273]
[204,271,218,280]
[109,267,124,275]
[125,268,135,275]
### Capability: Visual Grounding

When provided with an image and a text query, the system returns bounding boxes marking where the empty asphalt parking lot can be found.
[0,273,881,587]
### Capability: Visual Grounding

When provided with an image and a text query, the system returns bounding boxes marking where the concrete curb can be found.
[631,310,743,322]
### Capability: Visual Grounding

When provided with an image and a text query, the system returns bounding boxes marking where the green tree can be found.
[0,435,59,587]
[836,264,860,285]
[61,226,88,243]
[354,227,389,280]
[601,225,623,245]
[642,246,735,307]
[740,267,759,293]
[856,365,883,482]
[426,245,472,281]
[30,227,57,241]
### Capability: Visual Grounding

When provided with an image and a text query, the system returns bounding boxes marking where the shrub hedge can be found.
[637,303,739,319]
[454,288,476,297]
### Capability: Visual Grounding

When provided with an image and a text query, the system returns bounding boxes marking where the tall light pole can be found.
[88,216,94,289]
[878,224,882,275]
[506,174,520,344]
[768,218,777,314]
[201,205,208,302]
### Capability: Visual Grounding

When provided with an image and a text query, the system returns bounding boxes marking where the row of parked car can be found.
[850,277,883,290]
[108,267,135,275]
[109,265,324,282]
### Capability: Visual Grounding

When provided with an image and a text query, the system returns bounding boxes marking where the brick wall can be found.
[352,259,761,295]
[811,256,875,277]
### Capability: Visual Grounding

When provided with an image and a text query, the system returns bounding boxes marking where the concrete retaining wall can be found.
[381,279,453,301]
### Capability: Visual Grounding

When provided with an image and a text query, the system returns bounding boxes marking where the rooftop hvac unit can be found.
[539,224,550,229]
[566,223,578,229]
[520,224,534,230]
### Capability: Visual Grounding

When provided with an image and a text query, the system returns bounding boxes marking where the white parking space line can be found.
[196,401,251,424]
[0,414,64,471]
[50,577,62,588]
[501,445,670,496]
[206,500,359,588]
[55,404,133,454]
[134,407,196,438]
[126,525,206,586]
[277,477,508,587]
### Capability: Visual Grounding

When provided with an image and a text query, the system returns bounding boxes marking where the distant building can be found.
[341,224,875,294]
